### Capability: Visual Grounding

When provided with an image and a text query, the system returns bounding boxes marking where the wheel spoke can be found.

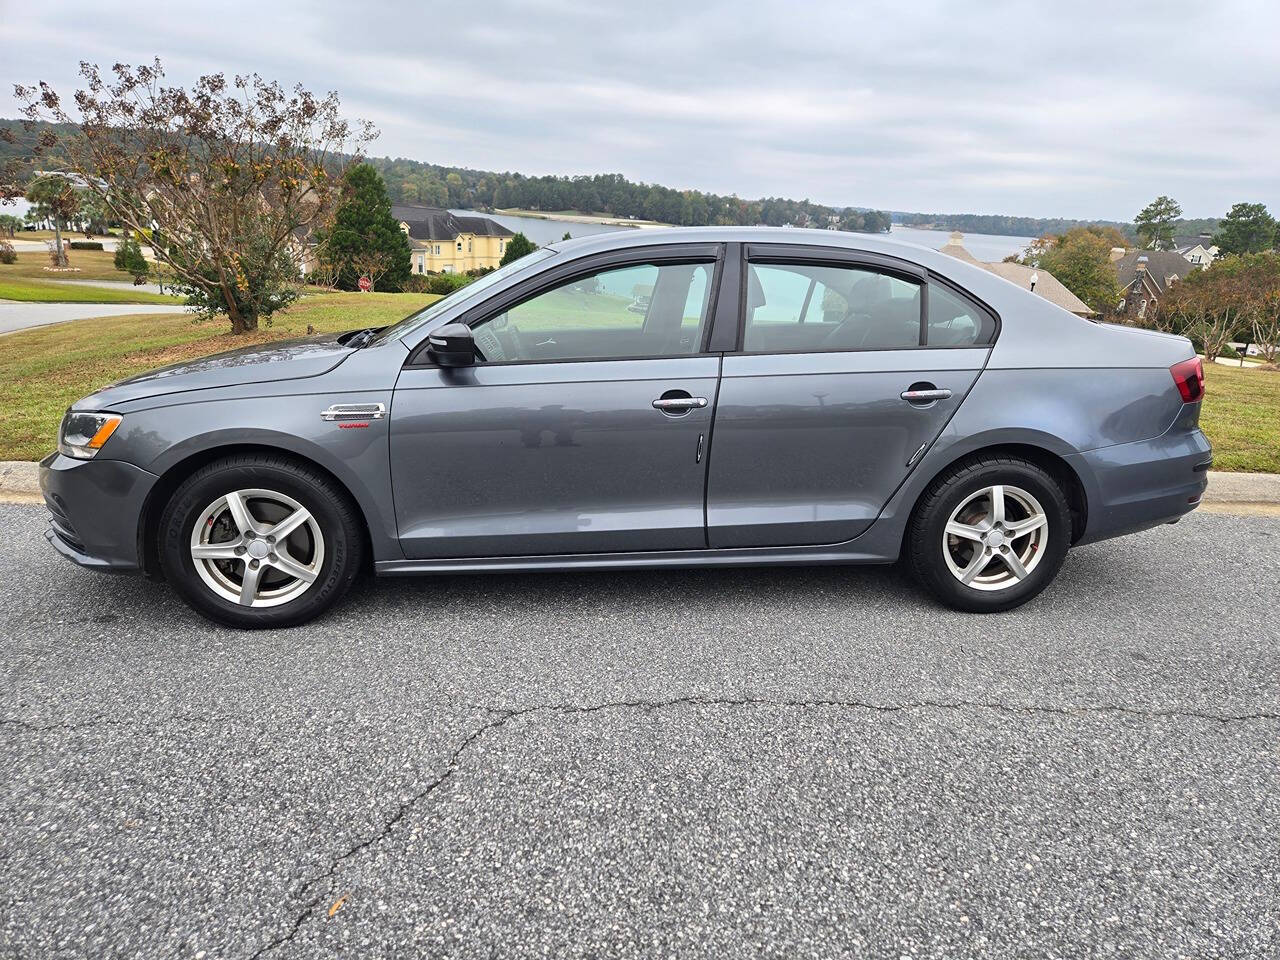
[945,520,987,542]
[224,491,258,537]
[1005,514,1047,536]
[269,507,312,541]
[238,562,264,605]
[191,542,240,560]
[268,550,318,584]
[959,549,989,584]
[988,485,1006,526]
[1002,549,1030,580]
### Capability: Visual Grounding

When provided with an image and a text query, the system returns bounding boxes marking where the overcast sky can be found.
[2,0,1277,221]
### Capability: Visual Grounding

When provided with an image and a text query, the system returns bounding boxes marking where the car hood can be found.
[76,333,355,409]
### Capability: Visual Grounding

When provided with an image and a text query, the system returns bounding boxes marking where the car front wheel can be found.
[158,454,364,628]
[906,454,1071,613]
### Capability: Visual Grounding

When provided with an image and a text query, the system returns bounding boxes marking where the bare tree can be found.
[11,60,376,333]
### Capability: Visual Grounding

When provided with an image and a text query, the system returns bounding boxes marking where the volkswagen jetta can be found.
[41,228,1211,627]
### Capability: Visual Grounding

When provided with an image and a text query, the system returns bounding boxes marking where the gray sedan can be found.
[40,228,1211,628]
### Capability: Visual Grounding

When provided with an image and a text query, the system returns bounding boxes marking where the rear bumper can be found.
[1070,423,1211,546]
[39,452,158,572]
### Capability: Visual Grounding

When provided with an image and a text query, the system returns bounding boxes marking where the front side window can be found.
[470,261,714,363]
[744,262,922,352]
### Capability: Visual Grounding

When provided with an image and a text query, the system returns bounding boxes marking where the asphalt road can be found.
[1,503,1277,959]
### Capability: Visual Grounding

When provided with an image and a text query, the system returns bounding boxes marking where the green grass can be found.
[0,278,182,304]
[1199,363,1280,473]
[2,248,142,282]
[0,291,437,461]
[0,290,1276,474]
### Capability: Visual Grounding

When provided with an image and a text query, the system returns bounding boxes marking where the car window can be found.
[744,263,922,352]
[927,280,996,346]
[471,261,714,363]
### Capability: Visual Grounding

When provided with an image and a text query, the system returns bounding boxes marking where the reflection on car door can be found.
[705,253,993,549]
[390,251,722,559]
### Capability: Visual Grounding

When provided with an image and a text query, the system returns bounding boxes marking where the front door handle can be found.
[652,396,708,411]
[900,388,952,403]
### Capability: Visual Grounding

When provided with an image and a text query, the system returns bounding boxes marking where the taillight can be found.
[1170,357,1204,403]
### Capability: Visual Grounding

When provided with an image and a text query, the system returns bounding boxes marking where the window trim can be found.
[732,244,1000,355]
[405,243,725,368]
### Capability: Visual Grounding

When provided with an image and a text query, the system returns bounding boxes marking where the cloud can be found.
[2,0,1277,219]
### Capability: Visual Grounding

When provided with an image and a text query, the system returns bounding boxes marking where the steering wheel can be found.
[473,323,524,363]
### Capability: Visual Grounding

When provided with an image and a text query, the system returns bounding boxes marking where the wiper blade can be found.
[345,327,380,348]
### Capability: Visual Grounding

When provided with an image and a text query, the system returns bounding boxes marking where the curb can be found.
[3,460,1279,513]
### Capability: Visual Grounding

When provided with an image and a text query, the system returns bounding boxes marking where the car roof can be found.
[546,225,937,260]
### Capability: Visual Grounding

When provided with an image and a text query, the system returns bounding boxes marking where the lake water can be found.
[457,209,1033,263]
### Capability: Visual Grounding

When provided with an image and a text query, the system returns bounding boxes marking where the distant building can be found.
[1113,249,1196,321]
[392,205,514,274]
[939,232,1095,317]
[1172,234,1218,267]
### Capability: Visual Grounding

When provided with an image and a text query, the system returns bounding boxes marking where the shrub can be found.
[113,235,149,278]
[69,240,104,250]
[0,241,15,264]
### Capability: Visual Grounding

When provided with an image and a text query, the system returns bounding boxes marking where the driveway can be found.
[0,302,184,335]
[1,504,1277,958]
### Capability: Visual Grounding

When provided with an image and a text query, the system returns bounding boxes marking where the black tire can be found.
[158,454,364,628]
[905,454,1071,613]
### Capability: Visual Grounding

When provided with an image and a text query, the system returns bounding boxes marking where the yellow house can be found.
[392,204,514,274]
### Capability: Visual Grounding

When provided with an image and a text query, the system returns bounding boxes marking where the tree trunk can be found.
[53,218,67,267]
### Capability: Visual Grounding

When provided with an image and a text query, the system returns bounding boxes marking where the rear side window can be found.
[744,262,922,353]
[927,279,997,346]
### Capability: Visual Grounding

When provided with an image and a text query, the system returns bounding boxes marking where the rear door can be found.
[706,246,996,548]
[390,244,724,559]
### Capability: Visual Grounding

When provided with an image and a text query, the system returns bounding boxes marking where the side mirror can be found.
[427,323,476,367]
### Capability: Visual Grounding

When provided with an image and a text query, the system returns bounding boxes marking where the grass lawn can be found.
[1200,363,1280,473]
[1,249,159,285]
[0,292,1276,473]
[0,291,436,461]
[0,278,182,304]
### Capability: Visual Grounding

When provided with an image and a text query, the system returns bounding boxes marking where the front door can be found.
[706,252,995,548]
[391,253,721,559]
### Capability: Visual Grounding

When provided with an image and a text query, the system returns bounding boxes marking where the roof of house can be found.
[391,204,514,242]
[1173,235,1216,251]
[939,233,1094,316]
[1114,249,1195,295]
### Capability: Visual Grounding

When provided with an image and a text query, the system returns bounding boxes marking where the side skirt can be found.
[375,544,895,576]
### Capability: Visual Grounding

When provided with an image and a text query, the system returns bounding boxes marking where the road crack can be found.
[250,693,1279,956]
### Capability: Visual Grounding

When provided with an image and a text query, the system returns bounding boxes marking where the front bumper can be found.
[39,452,159,572]
[1070,418,1212,546]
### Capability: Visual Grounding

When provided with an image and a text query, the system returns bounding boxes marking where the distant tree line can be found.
[363,155,891,232]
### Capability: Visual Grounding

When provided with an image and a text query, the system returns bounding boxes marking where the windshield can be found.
[368,249,558,346]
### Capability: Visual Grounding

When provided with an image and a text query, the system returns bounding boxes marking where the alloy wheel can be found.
[189,488,325,607]
[941,484,1049,592]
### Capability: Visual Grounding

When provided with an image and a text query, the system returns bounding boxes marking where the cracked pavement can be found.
[1,503,1277,958]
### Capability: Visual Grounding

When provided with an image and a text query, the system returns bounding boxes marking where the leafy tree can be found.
[1213,202,1277,255]
[1134,196,1182,250]
[13,60,375,333]
[315,163,412,291]
[24,173,81,266]
[113,233,149,279]
[1156,254,1258,361]
[0,213,21,238]
[499,232,536,267]
[1020,226,1123,313]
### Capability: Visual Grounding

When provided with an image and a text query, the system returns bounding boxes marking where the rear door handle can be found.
[900,388,952,402]
[652,397,708,411]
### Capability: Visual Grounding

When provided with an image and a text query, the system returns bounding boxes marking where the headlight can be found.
[58,411,123,460]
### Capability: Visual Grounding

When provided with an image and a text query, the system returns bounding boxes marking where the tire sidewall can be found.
[912,460,1070,613]
[159,461,357,628]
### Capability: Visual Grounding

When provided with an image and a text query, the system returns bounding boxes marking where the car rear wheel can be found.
[158,454,364,628]
[906,455,1071,613]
